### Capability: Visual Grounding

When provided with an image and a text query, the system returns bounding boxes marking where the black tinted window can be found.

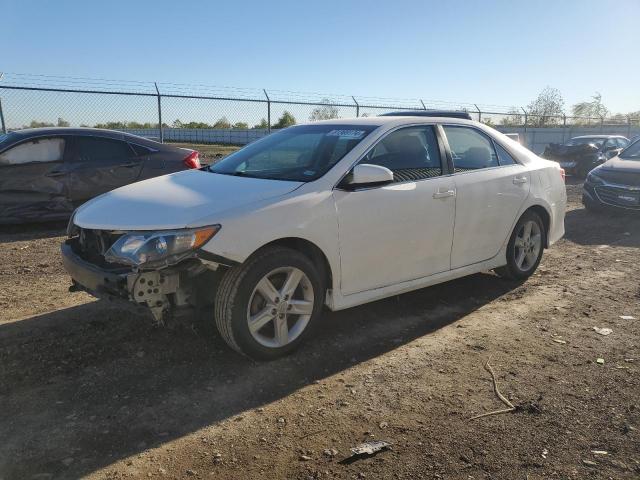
[443,126,498,171]
[495,143,517,165]
[75,137,134,162]
[129,143,153,156]
[362,126,442,182]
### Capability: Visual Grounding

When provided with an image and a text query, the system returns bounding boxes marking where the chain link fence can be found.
[1,73,638,154]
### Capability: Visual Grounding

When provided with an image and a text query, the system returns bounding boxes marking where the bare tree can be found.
[526,87,565,127]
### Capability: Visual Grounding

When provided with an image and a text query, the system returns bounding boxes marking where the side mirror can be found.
[345,164,394,187]
[605,148,620,159]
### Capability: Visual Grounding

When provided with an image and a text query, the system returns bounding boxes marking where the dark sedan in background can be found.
[543,135,629,178]
[0,128,200,223]
[583,139,640,212]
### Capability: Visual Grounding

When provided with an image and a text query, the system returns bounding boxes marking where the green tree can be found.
[309,99,339,121]
[571,92,609,119]
[526,87,565,127]
[272,111,296,129]
[29,120,55,128]
[183,121,211,129]
[172,119,183,128]
[232,122,249,130]
[57,117,70,127]
[252,118,269,129]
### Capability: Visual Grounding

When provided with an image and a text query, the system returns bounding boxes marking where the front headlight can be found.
[586,171,604,185]
[104,225,220,267]
[67,209,79,237]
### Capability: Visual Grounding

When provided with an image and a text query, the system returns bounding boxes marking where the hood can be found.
[599,155,640,172]
[74,169,302,230]
[543,143,598,161]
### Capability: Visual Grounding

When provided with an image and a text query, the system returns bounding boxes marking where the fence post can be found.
[0,72,5,134]
[599,115,604,133]
[420,99,427,110]
[154,82,163,143]
[0,97,6,134]
[352,96,360,117]
[562,115,566,143]
[474,104,481,123]
[520,107,528,148]
[263,89,271,133]
[627,116,632,138]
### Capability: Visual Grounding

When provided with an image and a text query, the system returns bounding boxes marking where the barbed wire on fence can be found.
[0,72,638,151]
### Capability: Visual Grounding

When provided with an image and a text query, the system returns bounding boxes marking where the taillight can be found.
[559,167,565,182]
[183,150,200,169]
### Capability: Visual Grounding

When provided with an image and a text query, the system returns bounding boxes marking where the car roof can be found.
[5,127,165,147]
[571,135,625,139]
[305,116,476,127]
[380,110,473,120]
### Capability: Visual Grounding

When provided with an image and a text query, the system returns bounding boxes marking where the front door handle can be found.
[433,189,456,199]
[513,176,528,185]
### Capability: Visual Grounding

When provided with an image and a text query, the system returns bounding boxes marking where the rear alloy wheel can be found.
[495,211,546,280]
[214,246,324,360]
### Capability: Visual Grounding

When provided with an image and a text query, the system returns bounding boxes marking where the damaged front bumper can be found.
[61,238,217,322]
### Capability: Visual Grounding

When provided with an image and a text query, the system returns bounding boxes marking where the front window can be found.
[443,126,499,171]
[566,137,605,148]
[619,140,640,160]
[360,125,443,182]
[209,124,378,181]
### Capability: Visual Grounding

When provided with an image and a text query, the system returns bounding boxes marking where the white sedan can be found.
[62,115,566,359]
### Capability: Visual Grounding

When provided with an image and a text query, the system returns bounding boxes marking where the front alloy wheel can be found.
[247,267,315,348]
[214,246,324,360]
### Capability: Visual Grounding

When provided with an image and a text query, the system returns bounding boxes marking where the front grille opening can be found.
[73,228,130,270]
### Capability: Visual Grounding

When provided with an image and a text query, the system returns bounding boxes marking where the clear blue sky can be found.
[2,0,639,113]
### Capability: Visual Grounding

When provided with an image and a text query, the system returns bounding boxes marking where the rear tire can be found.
[214,246,324,360]
[495,211,546,281]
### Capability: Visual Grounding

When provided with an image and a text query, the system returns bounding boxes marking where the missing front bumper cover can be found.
[61,238,202,324]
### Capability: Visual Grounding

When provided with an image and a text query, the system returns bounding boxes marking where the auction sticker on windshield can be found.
[326,130,367,139]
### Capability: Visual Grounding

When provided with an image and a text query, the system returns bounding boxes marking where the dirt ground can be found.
[1,178,639,480]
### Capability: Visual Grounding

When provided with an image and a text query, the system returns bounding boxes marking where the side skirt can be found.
[325,253,507,312]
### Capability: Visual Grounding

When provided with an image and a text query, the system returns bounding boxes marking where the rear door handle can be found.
[513,176,528,185]
[433,189,456,199]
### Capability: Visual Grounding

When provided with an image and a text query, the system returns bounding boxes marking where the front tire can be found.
[495,211,546,280]
[214,246,324,360]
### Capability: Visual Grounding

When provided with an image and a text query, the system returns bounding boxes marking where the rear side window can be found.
[616,138,629,148]
[495,143,517,165]
[0,137,66,165]
[75,137,134,162]
[361,125,442,182]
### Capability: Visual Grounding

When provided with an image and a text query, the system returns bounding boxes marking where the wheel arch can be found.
[521,204,551,248]
[250,237,334,292]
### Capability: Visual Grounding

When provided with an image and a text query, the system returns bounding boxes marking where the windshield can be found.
[209,124,378,181]
[566,137,605,148]
[619,139,640,160]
